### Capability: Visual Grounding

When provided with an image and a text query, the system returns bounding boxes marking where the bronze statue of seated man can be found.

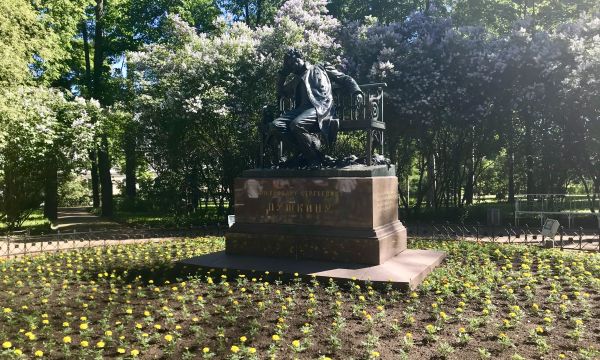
[266,48,363,167]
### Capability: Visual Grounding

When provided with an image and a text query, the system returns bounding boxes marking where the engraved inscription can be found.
[374,191,398,213]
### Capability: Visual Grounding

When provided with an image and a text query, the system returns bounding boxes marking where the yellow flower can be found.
[117,348,126,354]
[240,336,247,342]
[202,347,210,353]
[63,336,72,343]
[164,334,173,342]
[34,350,44,357]
[131,349,140,357]
[248,347,256,354]
[105,330,112,336]
[231,345,240,353]
[13,349,22,356]
[272,334,280,341]
[2,341,12,349]
[79,323,88,330]
[96,341,105,348]
[292,340,300,348]
[154,324,161,330]
[80,340,89,347]
[3,308,12,313]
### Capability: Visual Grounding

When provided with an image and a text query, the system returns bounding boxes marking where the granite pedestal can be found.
[226,166,406,265]
[182,165,445,288]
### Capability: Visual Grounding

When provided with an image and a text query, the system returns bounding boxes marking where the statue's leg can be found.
[269,111,302,162]
[289,107,322,163]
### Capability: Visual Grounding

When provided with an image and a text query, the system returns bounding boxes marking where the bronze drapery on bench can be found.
[259,83,387,167]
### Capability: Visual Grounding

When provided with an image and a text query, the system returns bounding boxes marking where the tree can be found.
[128,0,342,215]
[0,88,94,228]
[328,0,446,24]
[561,13,600,210]
[217,0,283,27]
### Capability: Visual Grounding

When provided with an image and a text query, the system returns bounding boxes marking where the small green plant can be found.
[478,347,492,359]
[437,341,455,359]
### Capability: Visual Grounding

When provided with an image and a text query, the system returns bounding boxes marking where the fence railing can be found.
[3,222,598,259]
[1,224,229,258]
[407,223,600,252]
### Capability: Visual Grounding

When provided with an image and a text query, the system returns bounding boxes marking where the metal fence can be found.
[408,223,600,252]
[3,222,599,259]
[0,224,228,258]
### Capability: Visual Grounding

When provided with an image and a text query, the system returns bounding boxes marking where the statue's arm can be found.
[277,71,298,99]
[325,65,362,95]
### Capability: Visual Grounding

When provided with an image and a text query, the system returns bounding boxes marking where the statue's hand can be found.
[353,93,364,106]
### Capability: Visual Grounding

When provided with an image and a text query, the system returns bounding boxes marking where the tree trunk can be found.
[244,0,251,26]
[508,140,515,205]
[90,150,100,207]
[92,0,104,101]
[463,134,475,205]
[82,19,92,96]
[256,0,263,26]
[98,135,113,217]
[427,151,436,209]
[83,17,100,208]
[93,0,113,217]
[190,169,200,212]
[124,128,137,201]
[525,121,534,200]
[43,157,58,221]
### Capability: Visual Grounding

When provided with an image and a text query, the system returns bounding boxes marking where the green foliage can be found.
[0,0,88,86]
[0,87,95,229]
[218,0,283,27]
[58,174,92,207]
[0,210,51,235]
[128,0,341,214]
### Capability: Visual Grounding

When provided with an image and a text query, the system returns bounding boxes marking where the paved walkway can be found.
[51,207,121,231]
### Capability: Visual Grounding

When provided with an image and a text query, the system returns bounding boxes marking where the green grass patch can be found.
[0,210,51,235]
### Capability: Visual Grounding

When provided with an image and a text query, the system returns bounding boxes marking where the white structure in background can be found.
[81,168,126,195]
[514,194,600,228]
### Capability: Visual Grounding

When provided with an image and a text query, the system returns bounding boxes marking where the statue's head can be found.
[283,47,305,75]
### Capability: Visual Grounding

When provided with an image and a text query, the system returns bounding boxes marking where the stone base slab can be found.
[180,249,446,290]
[226,221,407,265]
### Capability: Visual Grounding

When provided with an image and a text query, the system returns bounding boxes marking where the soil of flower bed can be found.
[0,238,598,359]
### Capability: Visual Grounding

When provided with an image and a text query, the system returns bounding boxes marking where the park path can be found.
[51,207,121,231]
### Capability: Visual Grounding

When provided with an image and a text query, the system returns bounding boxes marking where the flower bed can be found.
[0,238,598,359]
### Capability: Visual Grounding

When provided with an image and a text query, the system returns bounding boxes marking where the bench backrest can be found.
[272,82,387,166]
[279,83,387,131]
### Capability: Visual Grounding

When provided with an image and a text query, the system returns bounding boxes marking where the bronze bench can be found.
[260,82,387,167]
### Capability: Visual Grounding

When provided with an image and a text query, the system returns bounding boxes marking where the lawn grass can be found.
[102,199,225,228]
[0,238,598,359]
[0,210,52,235]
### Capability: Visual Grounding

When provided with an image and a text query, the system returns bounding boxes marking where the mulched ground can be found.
[0,237,598,359]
